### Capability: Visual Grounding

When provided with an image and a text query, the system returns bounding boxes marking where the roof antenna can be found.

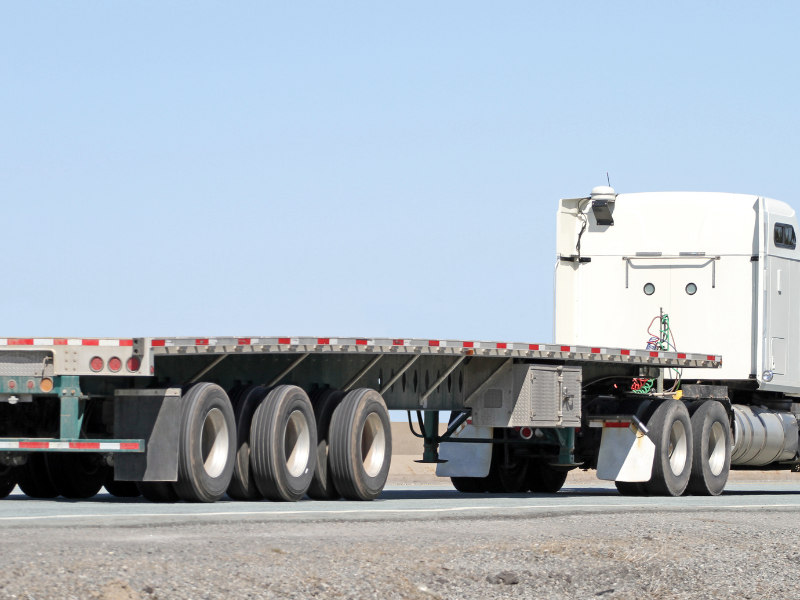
[606,172,611,187]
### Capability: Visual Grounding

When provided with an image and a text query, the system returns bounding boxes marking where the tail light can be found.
[520,427,534,440]
[90,357,104,372]
[108,357,122,372]
[126,356,141,372]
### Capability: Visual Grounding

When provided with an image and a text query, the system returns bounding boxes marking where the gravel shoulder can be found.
[1,503,799,599]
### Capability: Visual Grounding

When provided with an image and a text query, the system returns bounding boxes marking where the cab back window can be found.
[774,223,797,249]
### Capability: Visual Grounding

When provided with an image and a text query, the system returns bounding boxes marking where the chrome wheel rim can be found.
[707,421,726,476]
[667,420,688,476]
[284,410,311,478]
[361,413,386,478]
[201,408,229,478]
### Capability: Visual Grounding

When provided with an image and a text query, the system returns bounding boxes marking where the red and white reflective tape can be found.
[0,441,140,450]
[0,339,133,347]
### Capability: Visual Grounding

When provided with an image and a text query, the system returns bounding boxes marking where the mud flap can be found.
[436,423,493,478]
[596,424,655,482]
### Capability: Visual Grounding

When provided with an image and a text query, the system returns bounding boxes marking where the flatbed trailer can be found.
[0,330,719,502]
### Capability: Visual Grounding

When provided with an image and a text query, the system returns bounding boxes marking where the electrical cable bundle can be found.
[631,313,682,394]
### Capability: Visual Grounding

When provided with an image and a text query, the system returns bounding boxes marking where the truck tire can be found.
[251,385,317,501]
[329,388,392,501]
[137,481,180,503]
[686,401,731,496]
[173,383,237,503]
[526,461,568,493]
[227,386,270,501]
[17,454,58,498]
[643,400,693,497]
[45,453,109,499]
[450,476,488,493]
[104,470,142,498]
[498,459,528,493]
[0,464,18,499]
[615,481,647,496]
[307,389,346,500]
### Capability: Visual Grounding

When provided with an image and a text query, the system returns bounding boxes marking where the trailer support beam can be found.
[266,353,310,388]
[419,355,466,408]
[341,354,383,392]
[186,354,229,384]
[379,354,420,396]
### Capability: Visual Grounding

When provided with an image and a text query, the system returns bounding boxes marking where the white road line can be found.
[1,501,798,522]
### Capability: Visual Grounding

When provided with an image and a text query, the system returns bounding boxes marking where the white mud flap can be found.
[596,423,655,482]
[436,421,493,478]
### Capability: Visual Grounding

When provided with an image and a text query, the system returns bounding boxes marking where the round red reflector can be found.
[90,357,104,372]
[26,380,34,389]
[127,356,141,372]
[8,380,15,389]
[520,427,534,440]
[108,357,122,372]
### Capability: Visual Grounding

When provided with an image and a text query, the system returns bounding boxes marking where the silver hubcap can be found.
[285,410,311,478]
[707,421,726,476]
[361,413,386,478]
[201,408,229,478]
[667,420,688,476]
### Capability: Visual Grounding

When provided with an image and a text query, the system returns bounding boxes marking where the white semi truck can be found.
[0,187,795,502]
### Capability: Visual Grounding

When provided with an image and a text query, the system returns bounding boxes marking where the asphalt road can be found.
[3,482,800,599]
[2,481,800,527]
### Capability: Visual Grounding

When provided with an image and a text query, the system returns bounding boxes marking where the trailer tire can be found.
[644,400,693,497]
[307,389,346,500]
[615,481,646,496]
[0,464,18,499]
[173,383,237,503]
[104,470,142,498]
[498,459,528,493]
[251,385,317,502]
[686,401,731,496]
[527,461,568,493]
[329,388,392,501]
[450,476,487,493]
[227,386,270,501]
[17,454,58,498]
[136,481,181,503]
[45,453,109,499]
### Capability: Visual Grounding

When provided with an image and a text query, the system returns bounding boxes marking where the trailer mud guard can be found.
[595,421,655,482]
[113,388,182,482]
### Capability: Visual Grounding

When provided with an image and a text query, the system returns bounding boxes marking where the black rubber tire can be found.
[0,464,18,499]
[526,461,568,493]
[329,388,392,501]
[498,458,528,493]
[251,385,317,501]
[17,454,58,498]
[644,399,693,497]
[45,453,110,499]
[307,389,346,500]
[615,481,647,496]
[137,481,181,503]
[172,382,236,503]
[227,386,270,501]
[451,476,488,493]
[104,470,142,498]
[686,401,731,496]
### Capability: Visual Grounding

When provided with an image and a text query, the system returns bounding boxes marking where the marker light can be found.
[762,370,774,382]
[39,378,53,393]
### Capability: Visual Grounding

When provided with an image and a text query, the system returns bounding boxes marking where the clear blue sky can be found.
[1,2,798,343]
